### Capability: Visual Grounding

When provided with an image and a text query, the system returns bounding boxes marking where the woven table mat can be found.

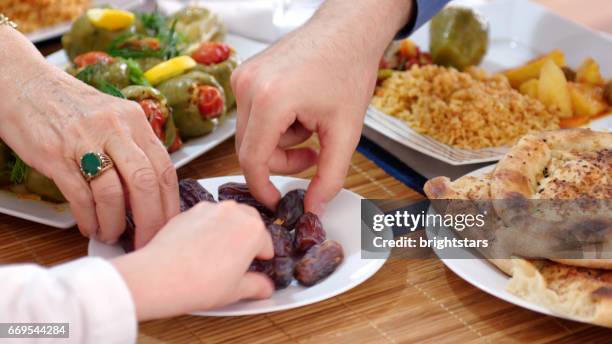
[0,138,608,343]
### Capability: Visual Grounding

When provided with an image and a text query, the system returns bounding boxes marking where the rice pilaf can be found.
[371,65,560,149]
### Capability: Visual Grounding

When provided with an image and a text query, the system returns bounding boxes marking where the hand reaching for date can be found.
[112,201,275,320]
[231,0,411,214]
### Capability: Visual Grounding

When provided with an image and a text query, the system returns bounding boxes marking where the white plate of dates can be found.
[88,176,390,316]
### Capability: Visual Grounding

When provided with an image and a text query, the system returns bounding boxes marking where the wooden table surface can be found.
[4,2,611,343]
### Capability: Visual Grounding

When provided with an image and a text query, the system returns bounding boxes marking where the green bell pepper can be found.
[157,71,226,139]
[171,7,226,53]
[122,85,182,151]
[24,168,66,203]
[72,58,133,90]
[62,11,136,62]
[429,7,489,70]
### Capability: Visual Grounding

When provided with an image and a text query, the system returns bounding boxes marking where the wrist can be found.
[0,26,57,118]
[111,250,160,321]
[306,0,413,62]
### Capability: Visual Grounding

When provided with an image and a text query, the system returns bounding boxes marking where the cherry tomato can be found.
[191,42,231,65]
[74,51,115,68]
[138,99,167,140]
[196,85,225,119]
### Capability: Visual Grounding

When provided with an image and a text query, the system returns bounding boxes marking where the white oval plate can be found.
[89,176,389,316]
[428,164,579,322]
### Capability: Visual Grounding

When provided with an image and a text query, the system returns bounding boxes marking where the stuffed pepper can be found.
[62,8,137,62]
[170,7,226,53]
[157,70,226,139]
[122,85,183,153]
[108,11,184,70]
[0,144,66,203]
[23,168,66,203]
[192,42,238,109]
[69,51,133,91]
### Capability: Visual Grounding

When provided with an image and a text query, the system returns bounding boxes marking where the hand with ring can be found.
[0,33,179,248]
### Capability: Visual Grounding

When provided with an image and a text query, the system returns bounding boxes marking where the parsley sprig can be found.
[108,12,182,60]
[7,153,27,185]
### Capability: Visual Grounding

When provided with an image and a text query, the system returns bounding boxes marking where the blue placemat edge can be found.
[356,136,426,195]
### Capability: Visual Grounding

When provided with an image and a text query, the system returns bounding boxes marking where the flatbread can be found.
[423,129,612,328]
[508,258,612,328]
[491,129,611,200]
[491,129,612,268]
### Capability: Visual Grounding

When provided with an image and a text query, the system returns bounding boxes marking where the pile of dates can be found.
[120,179,344,289]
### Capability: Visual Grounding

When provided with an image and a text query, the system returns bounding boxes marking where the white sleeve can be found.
[0,257,137,344]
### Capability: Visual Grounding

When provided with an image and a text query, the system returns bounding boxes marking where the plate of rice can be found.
[367,0,612,166]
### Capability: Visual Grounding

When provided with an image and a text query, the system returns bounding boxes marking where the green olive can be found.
[429,7,489,70]
[0,141,11,186]
[62,12,136,62]
[24,168,66,203]
[157,71,225,139]
[171,6,226,52]
[194,54,238,109]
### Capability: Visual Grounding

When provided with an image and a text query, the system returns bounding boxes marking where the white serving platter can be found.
[366,0,612,166]
[89,176,390,316]
[0,33,267,228]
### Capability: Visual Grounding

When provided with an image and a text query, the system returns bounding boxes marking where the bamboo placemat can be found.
[0,137,610,343]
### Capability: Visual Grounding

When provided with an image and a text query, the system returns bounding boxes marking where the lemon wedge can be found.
[87,8,135,31]
[144,56,197,85]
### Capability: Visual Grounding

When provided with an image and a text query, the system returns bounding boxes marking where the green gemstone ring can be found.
[79,152,114,182]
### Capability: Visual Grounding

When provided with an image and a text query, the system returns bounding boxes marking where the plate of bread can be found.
[424,128,612,328]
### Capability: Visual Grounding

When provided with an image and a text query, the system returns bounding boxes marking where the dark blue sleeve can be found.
[396,0,451,38]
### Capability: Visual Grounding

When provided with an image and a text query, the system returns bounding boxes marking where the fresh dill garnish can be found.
[98,81,126,99]
[139,12,167,36]
[107,13,182,60]
[75,64,126,99]
[9,153,27,184]
[126,59,149,86]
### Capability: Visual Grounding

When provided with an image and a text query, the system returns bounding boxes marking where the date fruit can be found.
[268,224,293,257]
[294,241,344,286]
[275,189,305,229]
[294,212,326,254]
[218,182,273,218]
[273,257,295,289]
[248,259,274,279]
[179,179,215,211]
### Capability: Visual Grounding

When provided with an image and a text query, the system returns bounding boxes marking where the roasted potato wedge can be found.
[538,60,572,117]
[568,82,607,117]
[504,49,565,88]
[519,79,539,99]
[576,58,605,86]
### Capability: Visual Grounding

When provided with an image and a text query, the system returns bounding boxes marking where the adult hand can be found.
[232,0,412,214]
[0,61,179,248]
[112,201,274,320]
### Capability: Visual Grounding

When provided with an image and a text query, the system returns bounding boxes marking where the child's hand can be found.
[112,200,274,320]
